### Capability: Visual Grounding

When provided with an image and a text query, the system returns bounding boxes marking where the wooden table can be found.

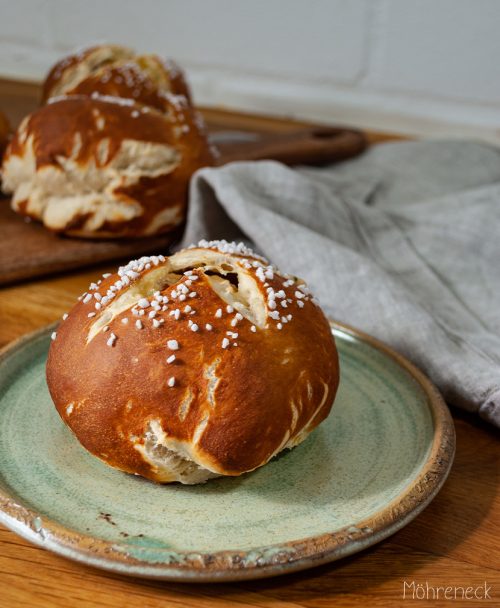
[1,84,499,608]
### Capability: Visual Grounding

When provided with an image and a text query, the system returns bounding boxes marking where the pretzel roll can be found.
[1,95,214,237]
[46,241,339,484]
[42,44,192,107]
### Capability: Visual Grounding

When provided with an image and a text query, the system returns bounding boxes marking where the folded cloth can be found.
[180,140,500,427]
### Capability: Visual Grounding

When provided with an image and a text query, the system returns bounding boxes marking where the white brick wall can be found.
[1,0,499,141]
[51,0,369,83]
[365,0,500,103]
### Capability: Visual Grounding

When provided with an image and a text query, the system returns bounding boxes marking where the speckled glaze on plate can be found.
[0,321,455,582]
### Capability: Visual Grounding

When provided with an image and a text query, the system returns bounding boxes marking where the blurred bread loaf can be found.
[41,44,192,110]
[1,45,215,237]
[2,95,214,237]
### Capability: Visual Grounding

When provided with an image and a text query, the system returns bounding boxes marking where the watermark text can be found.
[403,581,492,601]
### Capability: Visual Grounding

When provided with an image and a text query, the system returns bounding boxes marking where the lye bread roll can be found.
[41,44,192,110]
[47,240,339,484]
[1,95,214,237]
[1,44,215,238]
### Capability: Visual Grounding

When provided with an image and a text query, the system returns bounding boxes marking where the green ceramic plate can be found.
[0,321,455,582]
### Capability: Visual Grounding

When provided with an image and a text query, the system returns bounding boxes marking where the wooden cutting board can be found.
[0,79,366,286]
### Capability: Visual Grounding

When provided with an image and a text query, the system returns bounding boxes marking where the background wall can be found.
[1,0,499,141]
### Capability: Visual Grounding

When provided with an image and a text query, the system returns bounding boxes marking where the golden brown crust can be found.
[41,45,130,102]
[46,243,339,483]
[56,64,173,114]
[41,45,192,107]
[2,95,215,237]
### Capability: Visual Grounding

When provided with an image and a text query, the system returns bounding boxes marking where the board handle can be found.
[213,126,367,166]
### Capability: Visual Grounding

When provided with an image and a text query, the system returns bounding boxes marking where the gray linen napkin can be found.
[180,140,500,427]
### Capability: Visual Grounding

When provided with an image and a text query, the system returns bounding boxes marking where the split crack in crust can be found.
[87,248,267,343]
[45,45,134,100]
[135,419,219,485]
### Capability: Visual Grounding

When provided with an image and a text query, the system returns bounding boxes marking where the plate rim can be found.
[0,320,455,582]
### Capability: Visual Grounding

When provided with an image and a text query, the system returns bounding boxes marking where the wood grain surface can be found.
[0,85,498,607]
